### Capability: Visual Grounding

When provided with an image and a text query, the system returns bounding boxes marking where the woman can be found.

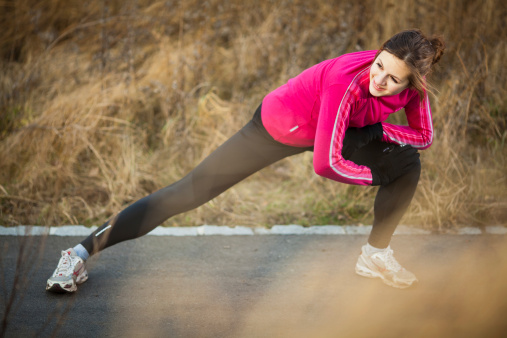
[46,29,445,292]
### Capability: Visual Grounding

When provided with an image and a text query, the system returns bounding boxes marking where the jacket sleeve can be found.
[381,91,434,150]
[313,84,374,186]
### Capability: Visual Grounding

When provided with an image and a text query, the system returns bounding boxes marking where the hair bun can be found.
[430,35,445,65]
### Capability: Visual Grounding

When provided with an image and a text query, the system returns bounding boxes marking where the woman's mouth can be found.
[372,80,384,92]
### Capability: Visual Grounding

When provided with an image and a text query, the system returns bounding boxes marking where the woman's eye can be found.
[391,76,399,84]
[376,62,382,69]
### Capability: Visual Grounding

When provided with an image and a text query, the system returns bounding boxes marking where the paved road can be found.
[1,234,507,337]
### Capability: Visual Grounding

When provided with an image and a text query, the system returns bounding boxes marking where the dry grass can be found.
[0,0,506,229]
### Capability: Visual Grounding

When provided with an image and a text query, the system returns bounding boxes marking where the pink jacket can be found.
[261,50,433,186]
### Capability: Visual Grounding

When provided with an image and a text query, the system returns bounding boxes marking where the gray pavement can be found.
[1,234,507,337]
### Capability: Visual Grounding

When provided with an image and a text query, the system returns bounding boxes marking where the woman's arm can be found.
[313,84,374,186]
[381,91,433,150]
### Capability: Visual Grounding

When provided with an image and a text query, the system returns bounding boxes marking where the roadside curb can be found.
[1,225,506,236]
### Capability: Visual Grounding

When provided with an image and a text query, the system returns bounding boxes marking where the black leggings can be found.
[81,105,420,254]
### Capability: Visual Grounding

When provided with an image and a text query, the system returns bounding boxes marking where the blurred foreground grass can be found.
[0,0,506,229]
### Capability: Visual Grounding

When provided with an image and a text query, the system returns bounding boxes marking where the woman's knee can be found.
[403,157,421,183]
[411,156,421,174]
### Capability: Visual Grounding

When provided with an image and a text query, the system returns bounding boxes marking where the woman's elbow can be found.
[313,158,333,178]
[418,134,433,150]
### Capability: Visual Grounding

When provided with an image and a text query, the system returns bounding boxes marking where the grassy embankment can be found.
[1,0,506,229]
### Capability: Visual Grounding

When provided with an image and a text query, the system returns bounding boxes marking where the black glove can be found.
[342,123,383,160]
[370,144,420,186]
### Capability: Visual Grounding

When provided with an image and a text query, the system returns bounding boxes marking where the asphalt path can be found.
[1,234,507,337]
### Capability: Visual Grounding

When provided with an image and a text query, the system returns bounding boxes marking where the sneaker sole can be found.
[46,280,77,293]
[355,256,414,289]
[46,272,88,293]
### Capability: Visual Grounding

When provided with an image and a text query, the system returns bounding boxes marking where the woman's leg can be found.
[48,105,311,292]
[80,105,311,255]
[348,140,421,248]
[367,159,421,248]
[349,140,421,288]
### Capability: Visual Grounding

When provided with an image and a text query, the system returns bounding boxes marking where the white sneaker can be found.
[46,248,88,293]
[355,245,418,289]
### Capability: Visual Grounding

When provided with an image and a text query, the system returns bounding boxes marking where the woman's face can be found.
[369,51,411,97]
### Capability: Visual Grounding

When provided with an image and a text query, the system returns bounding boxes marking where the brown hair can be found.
[375,29,445,100]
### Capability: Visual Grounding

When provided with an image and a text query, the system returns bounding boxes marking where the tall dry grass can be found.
[0,0,506,229]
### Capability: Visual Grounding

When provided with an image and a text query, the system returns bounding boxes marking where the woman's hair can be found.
[376,29,445,100]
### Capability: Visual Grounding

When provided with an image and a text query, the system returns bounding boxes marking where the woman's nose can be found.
[376,73,387,85]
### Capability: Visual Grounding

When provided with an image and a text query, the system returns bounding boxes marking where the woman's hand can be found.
[342,123,383,159]
[369,144,420,186]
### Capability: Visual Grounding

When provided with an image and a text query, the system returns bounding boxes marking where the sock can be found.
[364,242,389,256]
[73,244,90,261]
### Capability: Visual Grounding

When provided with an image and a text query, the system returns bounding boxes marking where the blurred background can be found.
[0,0,506,230]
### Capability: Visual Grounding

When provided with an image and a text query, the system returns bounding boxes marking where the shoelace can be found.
[376,248,402,271]
[55,252,72,277]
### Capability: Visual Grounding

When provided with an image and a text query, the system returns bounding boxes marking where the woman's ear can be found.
[407,76,415,90]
